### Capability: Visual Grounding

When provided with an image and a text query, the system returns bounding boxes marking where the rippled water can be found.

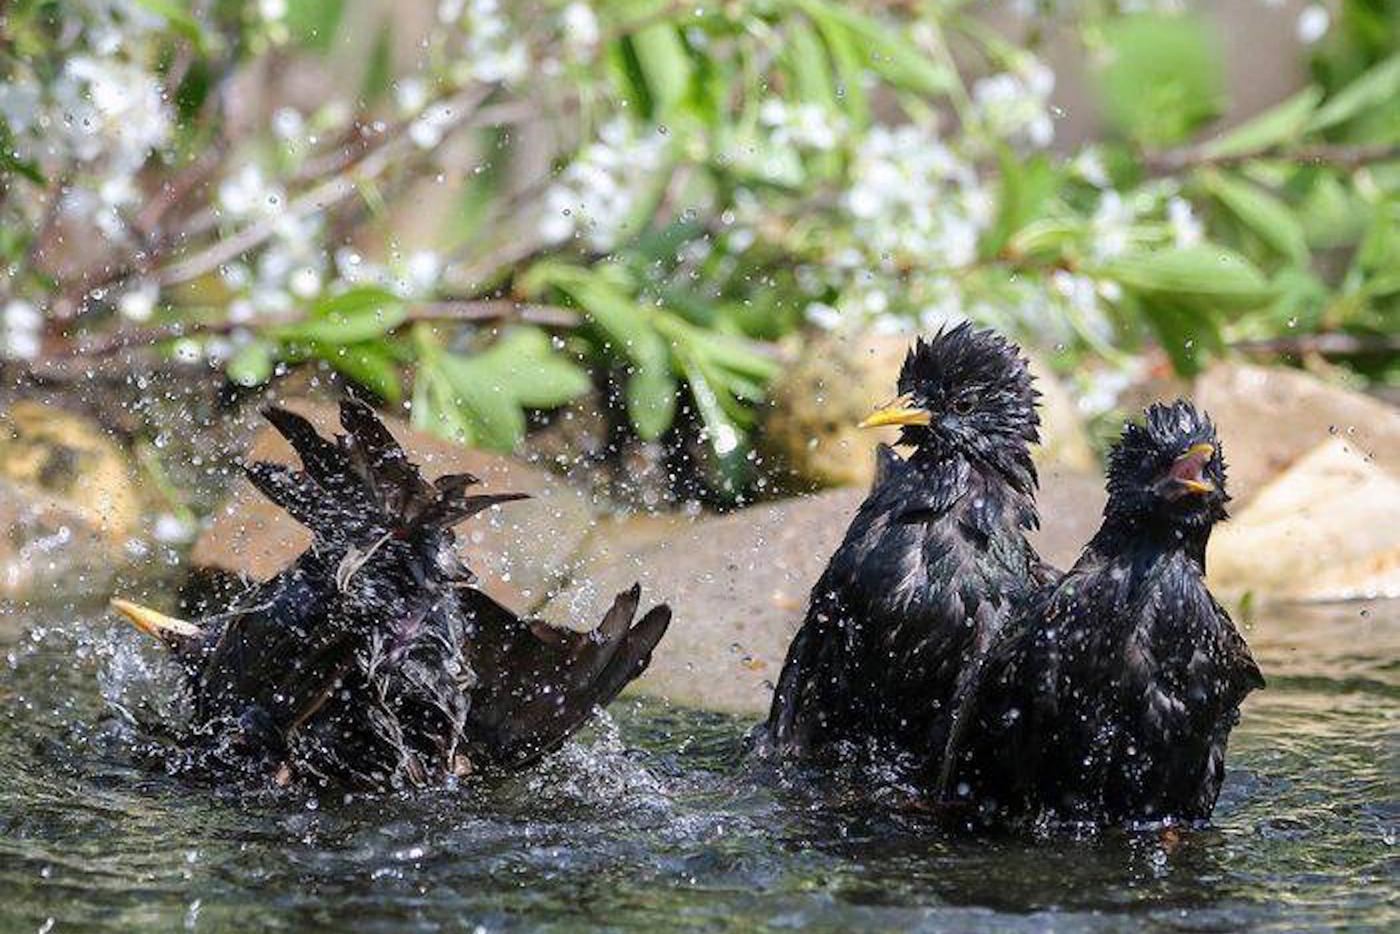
[0,597,1394,932]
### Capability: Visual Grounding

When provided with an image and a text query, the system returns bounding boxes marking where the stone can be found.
[1194,363,1400,506]
[543,468,1105,714]
[759,332,1097,491]
[1208,437,1400,602]
[0,402,145,604]
[190,401,597,610]
[0,401,139,540]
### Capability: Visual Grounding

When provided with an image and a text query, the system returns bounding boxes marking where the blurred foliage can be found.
[0,0,1395,485]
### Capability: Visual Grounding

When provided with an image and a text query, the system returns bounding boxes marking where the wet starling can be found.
[111,400,671,788]
[947,400,1264,826]
[762,324,1051,784]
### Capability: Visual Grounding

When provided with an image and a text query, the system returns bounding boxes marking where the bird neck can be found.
[906,445,1039,533]
[1087,514,1213,573]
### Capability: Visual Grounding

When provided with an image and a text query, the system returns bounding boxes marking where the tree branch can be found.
[1231,332,1399,358]
[1144,142,1400,176]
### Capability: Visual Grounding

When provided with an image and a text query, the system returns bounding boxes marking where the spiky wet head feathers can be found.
[1106,399,1229,529]
[895,323,1041,493]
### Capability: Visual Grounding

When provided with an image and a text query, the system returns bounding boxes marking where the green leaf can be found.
[435,353,528,451]
[1100,245,1274,309]
[1096,13,1224,145]
[1307,53,1400,132]
[1140,299,1222,376]
[316,342,403,402]
[286,0,346,52]
[226,341,275,387]
[466,327,591,409]
[806,9,869,125]
[626,358,678,440]
[631,24,691,118]
[275,287,406,344]
[525,264,671,372]
[794,0,953,97]
[784,20,837,110]
[1198,87,1322,159]
[1202,171,1308,265]
[982,147,1056,260]
[133,0,210,52]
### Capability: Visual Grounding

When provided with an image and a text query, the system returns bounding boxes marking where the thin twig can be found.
[1144,142,1400,176]
[57,299,582,359]
[153,85,495,286]
[1231,332,1399,357]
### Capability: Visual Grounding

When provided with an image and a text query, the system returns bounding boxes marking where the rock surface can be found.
[1209,437,1400,602]
[0,401,139,540]
[0,403,143,602]
[1195,362,1400,505]
[759,333,1098,491]
[544,468,1105,714]
[190,401,596,609]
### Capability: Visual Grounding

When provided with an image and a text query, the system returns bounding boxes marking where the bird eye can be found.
[950,397,974,416]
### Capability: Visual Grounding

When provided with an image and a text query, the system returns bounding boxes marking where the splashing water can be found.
[0,597,1394,931]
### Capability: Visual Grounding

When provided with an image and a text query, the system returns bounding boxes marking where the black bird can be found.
[111,400,671,788]
[947,400,1263,826]
[762,323,1051,787]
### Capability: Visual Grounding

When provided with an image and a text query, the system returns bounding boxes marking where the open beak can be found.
[1166,442,1216,496]
[110,598,204,648]
[858,395,933,430]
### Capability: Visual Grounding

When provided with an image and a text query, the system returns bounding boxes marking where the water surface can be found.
[0,599,1394,931]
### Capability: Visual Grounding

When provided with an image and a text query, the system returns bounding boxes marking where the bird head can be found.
[1106,400,1229,531]
[858,323,1041,492]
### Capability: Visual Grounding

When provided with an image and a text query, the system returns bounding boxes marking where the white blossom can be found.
[1167,197,1203,247]
[1090,190,1136,262]
[2,301,43,361]
[971,58,1056,149]
[1296,5,1330,44]
[804,302,842,331]
[844,124,988,270]
[117,281,159,321]
[562,3,600,52]
[759,99,845,151]
[409,102,459,149]
[540,119,669,250]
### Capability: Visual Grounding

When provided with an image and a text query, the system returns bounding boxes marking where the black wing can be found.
[459,584,671,770]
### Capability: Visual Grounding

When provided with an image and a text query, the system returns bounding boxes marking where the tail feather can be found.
[460,584,672,769]
[247,400,526,542]
[339,397,434,516]
[262,406,349,491]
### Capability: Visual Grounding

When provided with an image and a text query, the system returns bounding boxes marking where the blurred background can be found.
[0,0,1396,633]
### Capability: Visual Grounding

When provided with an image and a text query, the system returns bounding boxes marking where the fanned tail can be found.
[244,399,527,546]
[458,584,672,769]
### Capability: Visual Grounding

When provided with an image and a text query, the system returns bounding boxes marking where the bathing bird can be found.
[111,399,671,788]
[762,324,1051,787]
[946,400,1263,826]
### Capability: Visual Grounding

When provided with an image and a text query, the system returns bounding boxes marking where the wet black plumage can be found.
[947,400,1264,826]
[762,324,1052,786]
[114,400,671,788]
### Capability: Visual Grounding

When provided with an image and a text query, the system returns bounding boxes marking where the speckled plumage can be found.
[762,324,1052,785]
[947,401,1264,826]
[155,400,670,788]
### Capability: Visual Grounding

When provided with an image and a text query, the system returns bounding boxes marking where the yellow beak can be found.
[1171,443,1216,495]
[858,395,933,430]
[110,598,204,644]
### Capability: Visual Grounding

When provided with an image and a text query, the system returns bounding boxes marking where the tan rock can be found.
[190,401,596,610]
[544,468,1105,714]
[1195,363,1400,505]
[760,333,1097,491]
[0,402,145,602]
[1208,437,1400,602]
[544,491,858,714]
[0,401,139,540]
